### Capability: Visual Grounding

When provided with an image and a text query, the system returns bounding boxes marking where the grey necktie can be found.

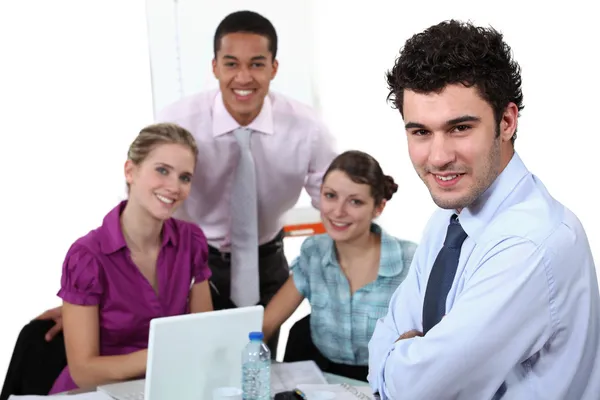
[230,127,259,307]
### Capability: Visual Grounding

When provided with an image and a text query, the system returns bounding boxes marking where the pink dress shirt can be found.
[48,201,211,394]
[156,90,337,249]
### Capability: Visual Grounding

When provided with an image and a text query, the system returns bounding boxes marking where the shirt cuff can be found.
[377,343,397,399]
[57,288,101,306]
[194,267,212,283]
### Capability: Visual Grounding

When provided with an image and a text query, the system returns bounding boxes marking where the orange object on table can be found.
[282,207,325,237]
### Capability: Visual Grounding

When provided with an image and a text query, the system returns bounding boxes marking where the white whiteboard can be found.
[145,0,318,116]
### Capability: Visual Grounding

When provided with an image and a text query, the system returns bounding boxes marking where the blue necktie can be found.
[422,214,467,335]
[422,215,508,399]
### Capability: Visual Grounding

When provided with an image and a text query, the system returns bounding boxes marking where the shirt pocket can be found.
[366,305,390,340]
[309,295,331,340]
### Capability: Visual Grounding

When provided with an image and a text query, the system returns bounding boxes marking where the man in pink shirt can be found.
[34,10,337,357]
[153,9,337,353]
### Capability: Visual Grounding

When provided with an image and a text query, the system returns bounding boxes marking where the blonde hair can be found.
[128,122,198,165]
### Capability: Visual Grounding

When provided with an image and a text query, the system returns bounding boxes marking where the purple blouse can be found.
[48,201,211,394]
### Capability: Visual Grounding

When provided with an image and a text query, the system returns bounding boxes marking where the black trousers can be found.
[283,315,368,382]
[0,319,66,400]
[207,230,290,358]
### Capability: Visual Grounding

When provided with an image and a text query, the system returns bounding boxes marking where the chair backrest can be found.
[283,314,314,363]
[0,319,66,400]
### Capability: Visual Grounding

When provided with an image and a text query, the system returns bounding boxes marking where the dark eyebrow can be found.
[222,55,267,61]
[405,115,481,130]
[323,186,364,198]
[447,115,481,125]
[405,121,427,130]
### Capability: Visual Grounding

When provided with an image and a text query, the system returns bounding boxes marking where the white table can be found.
[55,372,367,395]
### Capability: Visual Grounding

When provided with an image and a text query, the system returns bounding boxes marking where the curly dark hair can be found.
[386,20,524,142]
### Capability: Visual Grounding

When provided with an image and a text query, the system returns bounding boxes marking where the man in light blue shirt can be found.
[368,20,600,399]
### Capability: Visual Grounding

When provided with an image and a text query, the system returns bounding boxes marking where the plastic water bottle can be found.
[241,331,271,400]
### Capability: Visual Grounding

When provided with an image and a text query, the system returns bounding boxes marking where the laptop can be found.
[97,305,264,400]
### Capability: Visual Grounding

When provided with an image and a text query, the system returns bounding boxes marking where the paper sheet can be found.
[297,383,374,399]
[271,361,329,393]
[9,392,113,399]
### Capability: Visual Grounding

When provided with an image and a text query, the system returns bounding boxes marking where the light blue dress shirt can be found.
[367,152,600,399]
[292,223,417,366]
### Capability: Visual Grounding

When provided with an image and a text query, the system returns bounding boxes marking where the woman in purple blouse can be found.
[48,123,213,394]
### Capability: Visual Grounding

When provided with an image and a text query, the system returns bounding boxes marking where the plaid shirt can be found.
[291,223,417,366]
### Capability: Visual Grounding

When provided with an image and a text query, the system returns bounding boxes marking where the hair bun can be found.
[383,175,398,201]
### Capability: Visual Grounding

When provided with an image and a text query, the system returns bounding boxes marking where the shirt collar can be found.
[99,200,177,254]
[458,151,530,241]
[211,91,274,137]
[321,223,406,278]
[377,225,408,277]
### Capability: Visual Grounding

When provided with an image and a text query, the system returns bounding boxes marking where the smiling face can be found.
[125,143,195,221]
[403,84,517,211]
[320,170,385,243]
[212,32,278,126]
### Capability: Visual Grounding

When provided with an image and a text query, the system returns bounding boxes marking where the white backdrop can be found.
[1,0,598,381]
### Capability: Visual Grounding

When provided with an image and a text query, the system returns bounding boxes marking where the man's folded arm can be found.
[378,237,553,399]
[367,244,424,395]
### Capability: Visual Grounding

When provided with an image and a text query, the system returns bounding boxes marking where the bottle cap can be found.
[249,331,264,341]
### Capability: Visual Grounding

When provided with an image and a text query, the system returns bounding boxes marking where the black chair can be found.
[283,314,314,363]
[0,320,67,400]
[283,314,368,382]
